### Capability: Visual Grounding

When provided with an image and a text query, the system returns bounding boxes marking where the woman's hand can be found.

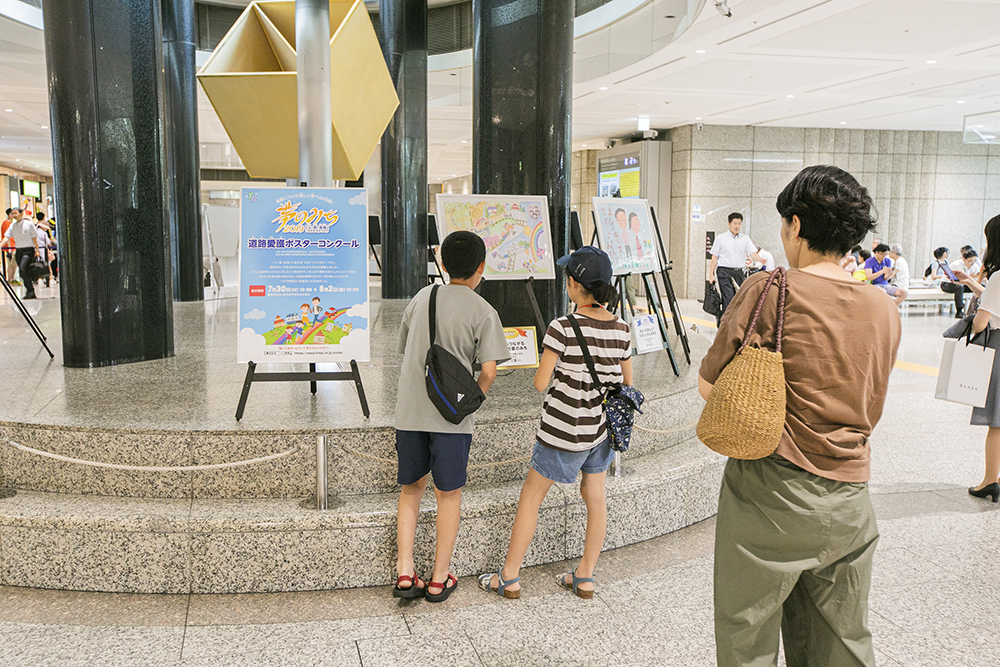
[954,269,973,285]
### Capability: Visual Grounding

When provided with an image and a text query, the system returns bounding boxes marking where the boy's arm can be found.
[533,349,559,392]
[621,357,633,386]
[477,360,497,394]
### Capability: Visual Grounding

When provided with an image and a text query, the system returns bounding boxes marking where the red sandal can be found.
[392,573,426,599]
[425,573,458,603]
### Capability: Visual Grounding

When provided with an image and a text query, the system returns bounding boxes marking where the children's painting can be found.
[238,187,370,363]
[591,198,661,275]
[435,195,556,280]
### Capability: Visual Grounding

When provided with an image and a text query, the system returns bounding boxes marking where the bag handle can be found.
[737,267,787,355]
[962,319,991,349]
[428,284,439,346]
[567,314,604,393]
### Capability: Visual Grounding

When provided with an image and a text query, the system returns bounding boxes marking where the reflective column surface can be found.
[162,0,204,302]
[380,0,428,299]
[473,0,574,327]
[42,0,174,367]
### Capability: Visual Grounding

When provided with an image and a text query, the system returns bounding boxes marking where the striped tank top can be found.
[537,312,632,452]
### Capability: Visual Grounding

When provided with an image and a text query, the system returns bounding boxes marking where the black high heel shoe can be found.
[968,482,1000,503]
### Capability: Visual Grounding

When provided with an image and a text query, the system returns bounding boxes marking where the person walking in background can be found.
[1,208,15,284]
[700,166,900,667]
[34,212,51,288]
[887,244,909,306]
[709,212,765,316]
[753,246,776,272]
[948,214,1000,503]
[47,220,58,282]
[2,207,39,299]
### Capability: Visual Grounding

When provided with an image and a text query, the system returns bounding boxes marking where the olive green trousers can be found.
[714,454,879,667]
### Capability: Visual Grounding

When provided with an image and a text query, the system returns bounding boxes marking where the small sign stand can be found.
[236,359,370,421]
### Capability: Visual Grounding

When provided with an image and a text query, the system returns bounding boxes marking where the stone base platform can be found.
[0,293,720,592]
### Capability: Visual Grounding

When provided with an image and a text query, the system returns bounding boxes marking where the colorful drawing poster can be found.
[435,195,556,280]
[238,187,369,363]
[591,197,661,275]
[497,327,540,369]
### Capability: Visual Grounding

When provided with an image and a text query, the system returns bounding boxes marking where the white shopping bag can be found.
[935,337,995,408]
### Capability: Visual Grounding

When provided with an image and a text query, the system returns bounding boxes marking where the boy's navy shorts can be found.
[395,430,473,492]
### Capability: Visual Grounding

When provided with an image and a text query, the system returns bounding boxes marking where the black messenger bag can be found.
[424,284,486,424]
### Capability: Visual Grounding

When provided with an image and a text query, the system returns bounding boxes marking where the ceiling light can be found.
[786,94,795,99]
[461,140,467,143]
[4,109,11,113]
[695,49,706,54]
[582,144,588,147]
[714,1,732,17]
[40,126,47,129]
[695,117,702,120]
[15,159,19,161]
[840,121,847,125]
[599,86,608,91]
[957,100,966,104]
[637,117,650,131]
[925,60,936,64]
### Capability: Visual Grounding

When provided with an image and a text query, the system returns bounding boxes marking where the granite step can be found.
[0,438,724,594]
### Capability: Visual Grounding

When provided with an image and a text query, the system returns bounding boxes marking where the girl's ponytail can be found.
[587,280,618,306]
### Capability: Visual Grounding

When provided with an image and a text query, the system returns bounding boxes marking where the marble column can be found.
[162,0,203,301]
[472,0,573,327]
[42,0,174,367]
[380,0,428,299]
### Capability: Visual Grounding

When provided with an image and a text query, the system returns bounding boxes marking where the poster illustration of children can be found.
[311,297,322,325]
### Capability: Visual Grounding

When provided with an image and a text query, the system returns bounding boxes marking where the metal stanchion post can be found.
[610,451,621,478]
[316,434,328,510]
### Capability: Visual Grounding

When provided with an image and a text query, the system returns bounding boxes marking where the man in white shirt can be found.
[753,247,776,272]
[887,243,909,306]
[709,212,764,315]
[942,248,981,317]
[2,207,40,299]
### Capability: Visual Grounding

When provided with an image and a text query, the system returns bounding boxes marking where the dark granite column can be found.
[42,0,174,367]
[162,0,204,301]
[473,0,573,327]
[380,0,428,298]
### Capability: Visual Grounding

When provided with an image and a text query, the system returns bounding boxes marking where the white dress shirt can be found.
[891,256,910,290]
[2,219,38,249]
[711,231,757,269]
[753,249,776,271]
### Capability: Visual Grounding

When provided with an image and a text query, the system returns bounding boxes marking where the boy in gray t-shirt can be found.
[393,231,510,603]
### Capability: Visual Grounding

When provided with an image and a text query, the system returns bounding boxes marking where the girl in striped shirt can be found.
[479,246,633,599]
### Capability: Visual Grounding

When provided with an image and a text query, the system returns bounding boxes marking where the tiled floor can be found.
[1,301,998,665]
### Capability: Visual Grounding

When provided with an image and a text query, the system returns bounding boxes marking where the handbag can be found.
[935,322,994,408]
[29,257,47,281]
[697,267,787,460]
[424,284,486,424]
[566,314,644,453]
[943,296,980,339]
[703,281,722,319]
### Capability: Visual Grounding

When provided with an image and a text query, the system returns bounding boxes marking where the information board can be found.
[497,327,540,369]
[631,314,662,355]
[435,195,556,280]
[598,151,640,198]
[238,187,369,363]
[591,197,662,275]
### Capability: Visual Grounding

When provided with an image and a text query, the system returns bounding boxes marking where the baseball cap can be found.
[556,246,613,290]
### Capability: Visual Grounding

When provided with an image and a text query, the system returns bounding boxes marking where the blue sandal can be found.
[556,572,594,599]
[478,566,520,599]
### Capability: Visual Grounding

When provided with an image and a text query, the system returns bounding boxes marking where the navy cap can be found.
[556,246,613,289]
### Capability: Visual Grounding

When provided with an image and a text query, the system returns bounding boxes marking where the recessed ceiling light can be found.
[957,100,966,104]
[840,121,847,125]
[599,86,608,91]
[40,126,47,129]
[582,144,587,147]
[15,159,19,161]
[4,109,11,113]
[786,94,795,98]
[695,50,707,54]
[695,117,702,120]
[925,60,936,64]
[461,140,466,143]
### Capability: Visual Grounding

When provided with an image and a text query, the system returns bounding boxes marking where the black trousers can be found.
[941,281,971,314]
[15,247,36,296]
[717,266,747,315]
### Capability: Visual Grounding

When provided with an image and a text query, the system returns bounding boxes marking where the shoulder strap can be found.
[737,267,787,355]
[428,284,439,346]
[567,314,603,391]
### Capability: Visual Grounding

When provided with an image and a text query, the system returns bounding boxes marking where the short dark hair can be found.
[728,212,743,223]
[4,208,10,216]
[962,247,978,260]
[850,245,863,256]
[441,230,486,280]
[961,245,973,253]
[35,211,44,221]
[775,165,876,256]
[859,249,871,261]
[874,243,890,254]
[933,246,949,260]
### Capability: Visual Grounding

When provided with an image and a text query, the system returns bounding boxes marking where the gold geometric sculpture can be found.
[197,0,399,180]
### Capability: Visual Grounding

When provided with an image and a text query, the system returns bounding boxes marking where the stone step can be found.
[0,438,723,594]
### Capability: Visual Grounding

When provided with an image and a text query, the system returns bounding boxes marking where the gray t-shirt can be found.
[395,284,510,434]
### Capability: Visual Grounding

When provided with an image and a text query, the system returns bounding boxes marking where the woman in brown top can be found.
[700,166,900,667]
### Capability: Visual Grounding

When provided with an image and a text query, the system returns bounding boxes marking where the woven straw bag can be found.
[697,267,788,460]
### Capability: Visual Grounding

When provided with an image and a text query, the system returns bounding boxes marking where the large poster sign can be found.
[591,197,661,275]
[435,195,556,280]
[238,187,370,363]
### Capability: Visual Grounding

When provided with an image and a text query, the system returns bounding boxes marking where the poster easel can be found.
[0,272,54,359]
[649,207,691,364]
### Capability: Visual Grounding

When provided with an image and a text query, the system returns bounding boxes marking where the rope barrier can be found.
[1,430,302,472]
[1,420,698,474]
